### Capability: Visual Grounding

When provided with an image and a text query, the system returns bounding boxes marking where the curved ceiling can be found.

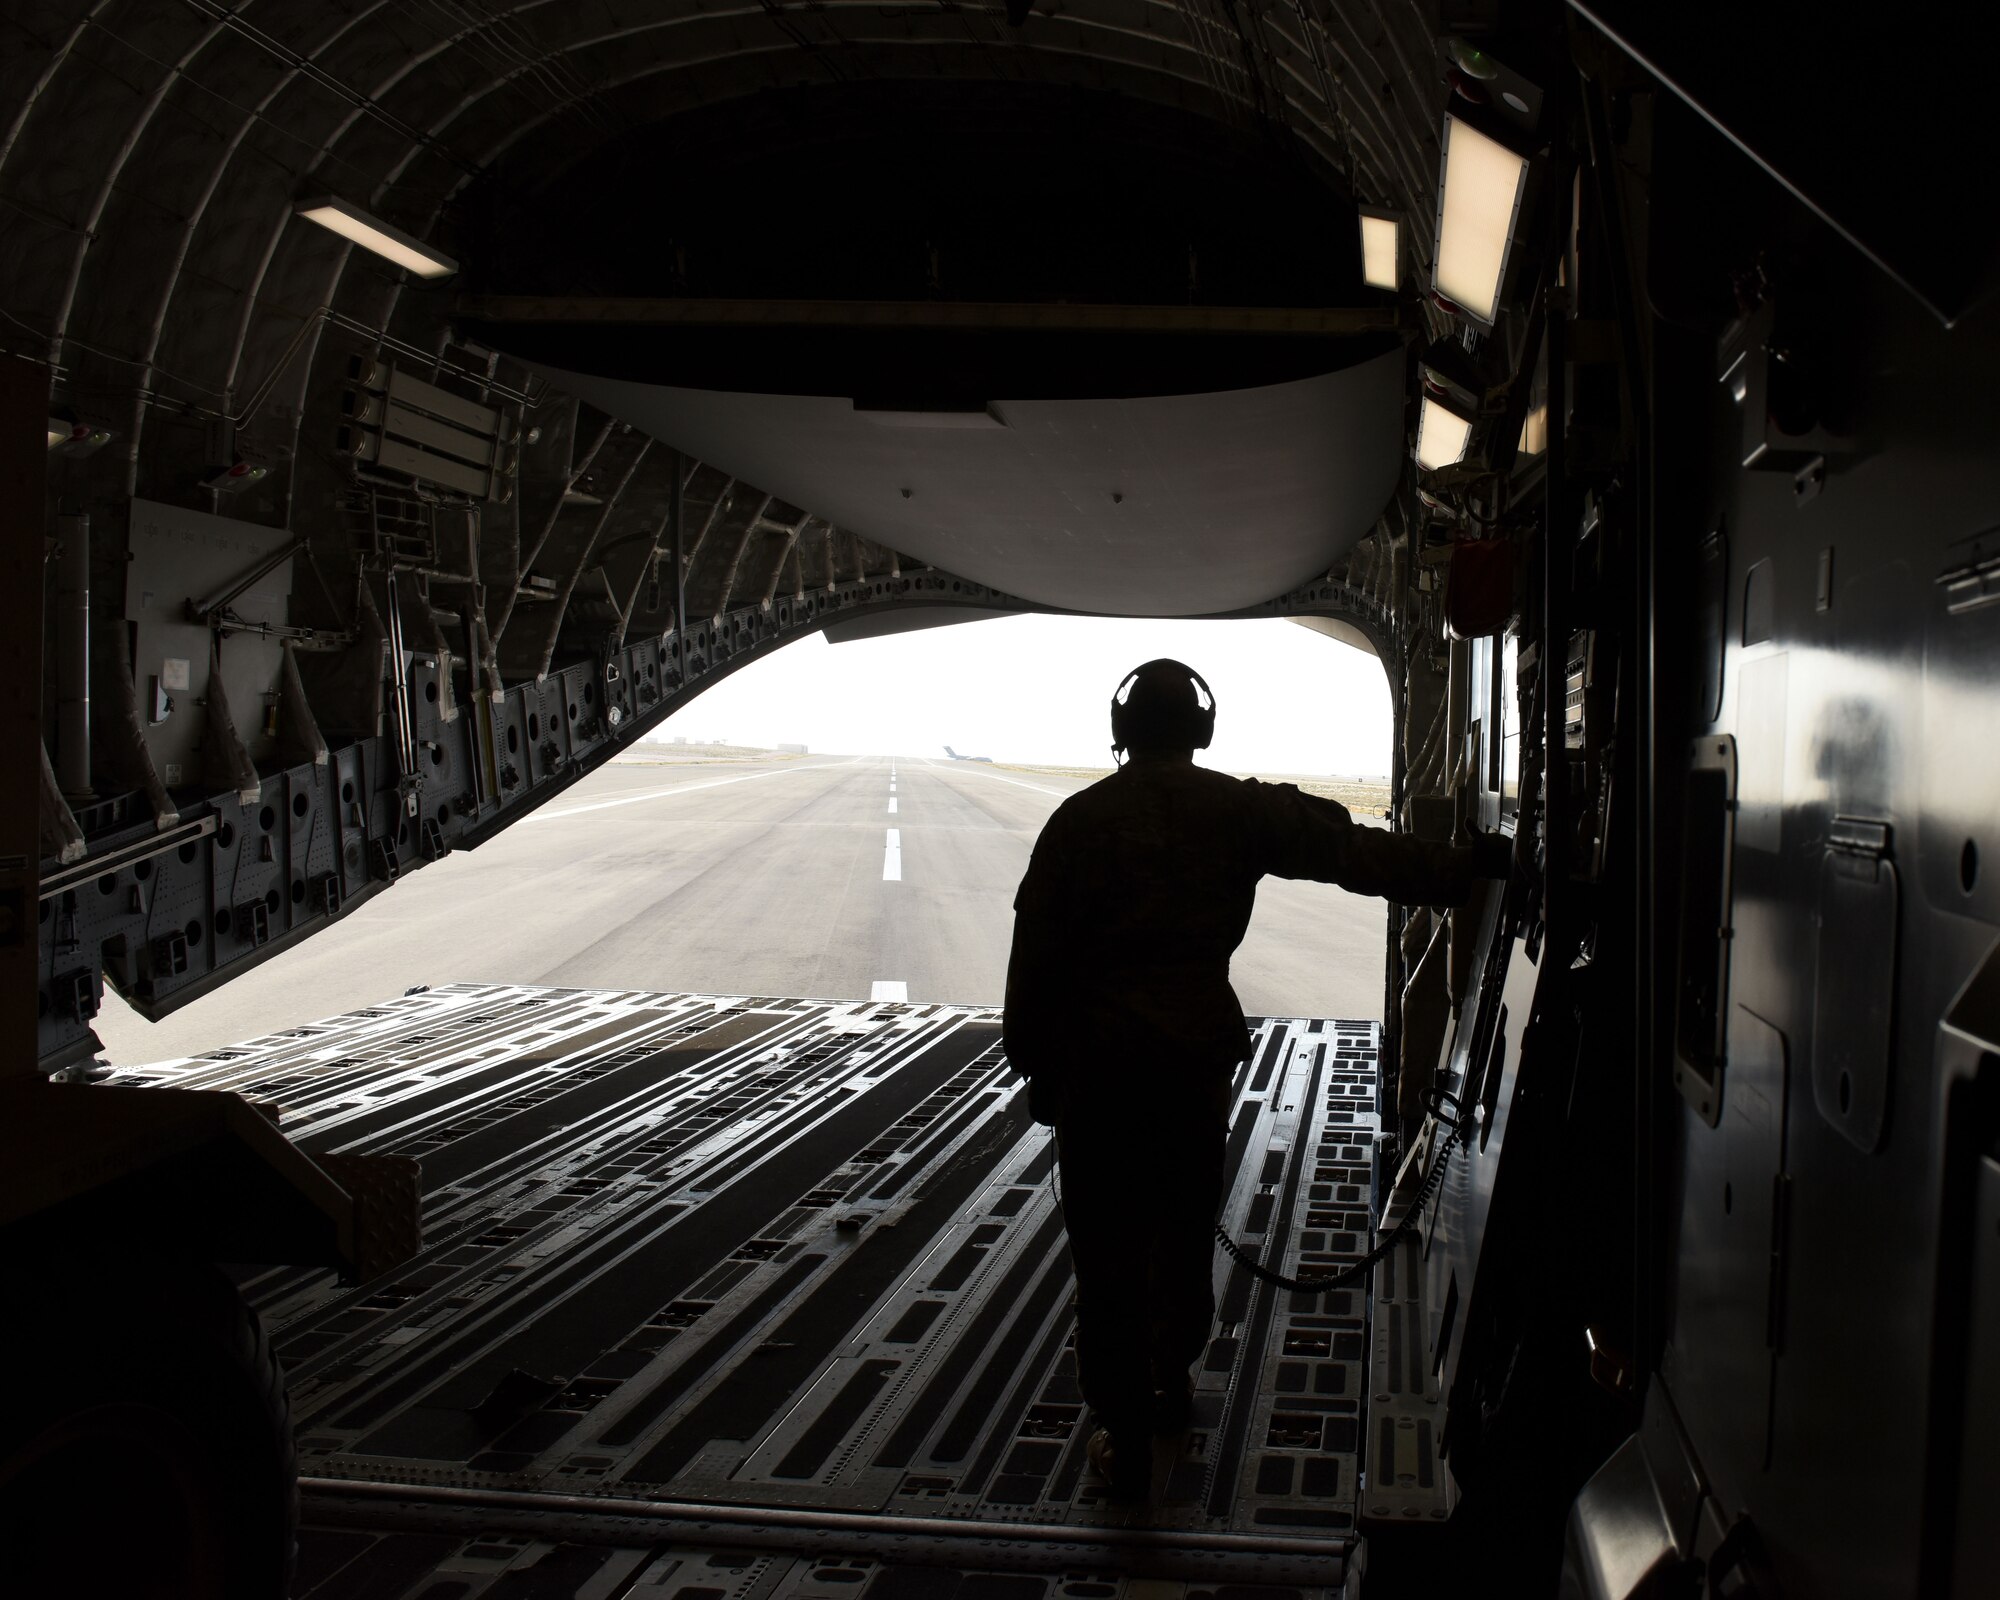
[463,77,1369,309]
[3,1,1445,430]
[3,0,1450,648]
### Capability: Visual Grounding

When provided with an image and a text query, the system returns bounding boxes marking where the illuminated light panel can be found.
[1434,115,1530,324]
[1360,212,1400,290]
[48,418,112,456]
[295,196,457,279]
[1416,391,1474,471]
[1519,402,1548,457]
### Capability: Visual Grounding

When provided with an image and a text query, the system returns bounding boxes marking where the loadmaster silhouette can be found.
[1003,658,1510,1500]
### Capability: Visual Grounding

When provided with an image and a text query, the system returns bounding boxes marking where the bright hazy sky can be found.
[647,614,1392,775]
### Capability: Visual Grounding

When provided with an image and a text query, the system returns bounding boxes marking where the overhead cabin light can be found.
[295,195,458,279]
[1519,402,1548,457]
[1448,39,1500,80]
[1416,389,1475,472]
[1417,336,1488,403]
[204,458,269,493]
[1358,208,1401,291]
[1413,337,1491,472]
[1433,112,1530,325]
[47,416,114,456]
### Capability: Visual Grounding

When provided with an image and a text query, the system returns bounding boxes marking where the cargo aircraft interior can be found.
[2,3,1995,1598]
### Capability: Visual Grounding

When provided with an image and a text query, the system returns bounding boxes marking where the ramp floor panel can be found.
[105,985,1385,1598]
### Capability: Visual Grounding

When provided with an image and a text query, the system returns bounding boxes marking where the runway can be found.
[92,753,1389,1067]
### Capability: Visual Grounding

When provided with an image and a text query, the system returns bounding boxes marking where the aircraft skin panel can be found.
[106,984,1385,1594]
[1646,259,2000,1597]
[525,351,1407,617]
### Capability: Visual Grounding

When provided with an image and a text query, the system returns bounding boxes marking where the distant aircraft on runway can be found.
[943,746,994,763]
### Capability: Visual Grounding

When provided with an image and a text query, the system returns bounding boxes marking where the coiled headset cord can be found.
[1211,1132,1456,1295]
[1047,1098,1464,1298]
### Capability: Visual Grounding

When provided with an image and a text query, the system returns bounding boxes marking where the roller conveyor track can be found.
[104,985,1387,1598]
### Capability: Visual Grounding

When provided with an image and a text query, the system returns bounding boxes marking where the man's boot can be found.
[1152,1360,1192,1432]
[1152,1365,1195,1432]
[1086,1424,1150,1501]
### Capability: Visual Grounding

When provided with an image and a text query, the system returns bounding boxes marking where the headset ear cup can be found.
[1185,665,1217,748]
[1109,672,1141,752]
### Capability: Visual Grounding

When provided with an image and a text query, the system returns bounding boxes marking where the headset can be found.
[1109,658,1217,758]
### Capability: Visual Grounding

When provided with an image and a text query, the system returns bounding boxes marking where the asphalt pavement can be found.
[91,753,1389,1065]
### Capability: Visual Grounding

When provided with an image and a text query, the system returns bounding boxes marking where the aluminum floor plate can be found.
[105,985,1385,1598]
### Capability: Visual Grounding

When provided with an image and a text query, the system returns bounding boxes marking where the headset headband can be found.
[1110,658,1217,754]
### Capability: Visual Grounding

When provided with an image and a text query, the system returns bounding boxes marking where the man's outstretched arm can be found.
[1253,782,1510,907]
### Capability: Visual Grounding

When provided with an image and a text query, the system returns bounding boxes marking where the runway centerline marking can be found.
[526,759,852,821]
[888,797,898,814]
[870,980,908,1002]
[882,828,902,881]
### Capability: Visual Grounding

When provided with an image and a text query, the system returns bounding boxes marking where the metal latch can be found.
[1937,542,2000,615]
[1827,816,1891,861]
